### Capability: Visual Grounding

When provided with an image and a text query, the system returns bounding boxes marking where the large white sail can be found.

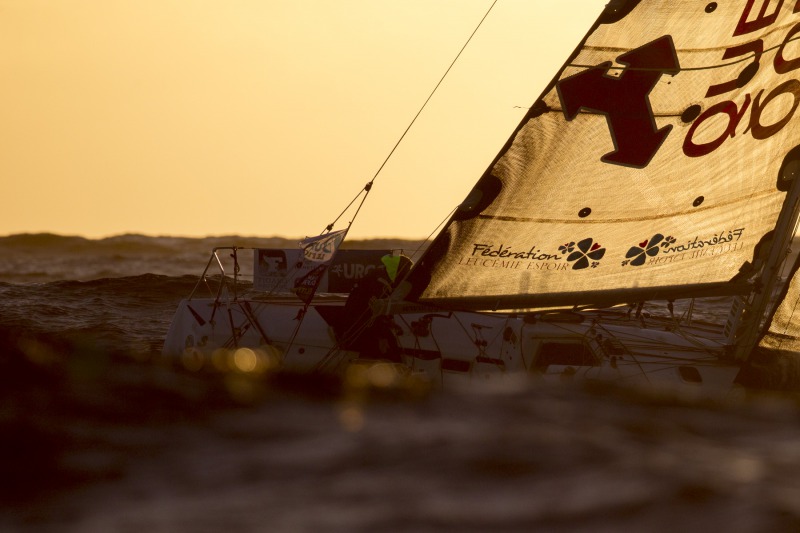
[406,0,800,310]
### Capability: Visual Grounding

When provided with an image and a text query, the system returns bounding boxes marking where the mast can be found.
[732,155,800,360]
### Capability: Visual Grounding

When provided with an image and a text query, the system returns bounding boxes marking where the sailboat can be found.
[163,0,800,391]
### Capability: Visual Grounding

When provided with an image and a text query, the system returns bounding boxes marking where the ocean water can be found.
[3,233,800,532]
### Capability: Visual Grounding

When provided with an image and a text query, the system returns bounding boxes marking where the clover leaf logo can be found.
[623,233,664,266]
[559,242,576,255]
[566,238,605,270]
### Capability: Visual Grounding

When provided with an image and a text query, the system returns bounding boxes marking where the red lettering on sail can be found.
[557,36,680,168]
[735,0,784,36]
[705,41,763,97]
[684,97,751,157]
[775,22,800,73]
[684,3,800,157]
[748,80,800,139]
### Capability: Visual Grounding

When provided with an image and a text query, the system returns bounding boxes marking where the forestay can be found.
[406,0,800,310]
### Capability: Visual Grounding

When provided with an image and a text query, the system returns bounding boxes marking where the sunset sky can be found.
[0,0,605,240]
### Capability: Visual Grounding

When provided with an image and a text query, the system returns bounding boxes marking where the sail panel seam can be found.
[476,190,776,224]
[571,22,800,72]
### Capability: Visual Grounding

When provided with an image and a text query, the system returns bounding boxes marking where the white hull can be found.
[163,294,741,392]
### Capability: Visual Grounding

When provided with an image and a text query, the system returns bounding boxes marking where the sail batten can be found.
[475,186,778,224]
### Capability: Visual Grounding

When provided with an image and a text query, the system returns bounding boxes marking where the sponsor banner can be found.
[292,264,328,304]
[327,250,391,293]
[300,229,347,263]
[254,249,391,294]
[458,229,747,274]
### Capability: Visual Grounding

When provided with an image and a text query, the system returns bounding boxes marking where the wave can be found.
[0,274,196,342]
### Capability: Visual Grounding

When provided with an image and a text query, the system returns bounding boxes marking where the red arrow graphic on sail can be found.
[556,36,680,168]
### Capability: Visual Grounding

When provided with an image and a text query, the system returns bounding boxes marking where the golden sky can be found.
[0,0,604,239]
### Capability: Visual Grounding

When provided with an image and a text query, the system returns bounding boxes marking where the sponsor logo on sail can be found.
[470,243,562,261]
[460,228,746,273]
[557,36,679,168]
[622,229,746,267]
[462,238,606,271]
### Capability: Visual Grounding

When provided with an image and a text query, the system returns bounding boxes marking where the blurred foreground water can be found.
[3,234,800,532]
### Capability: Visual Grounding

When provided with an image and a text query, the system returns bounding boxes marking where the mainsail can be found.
[405,0,800,310]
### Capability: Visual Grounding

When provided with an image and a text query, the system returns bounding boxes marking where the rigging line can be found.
[322,183,370,234]
[322,1,499,236]
[592,324,720,355]
[774,286,800,351]
[369,0,499,187]
[263,260,307,298]
[771,224,800,349]
[549,318,719,359]
[344,182,373,232]
[313,342,348,372]
[411,206,457,260]
[334,0,500,235]
[283,309,307,355]
[586,323,650,382]
[769,207,800,345]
